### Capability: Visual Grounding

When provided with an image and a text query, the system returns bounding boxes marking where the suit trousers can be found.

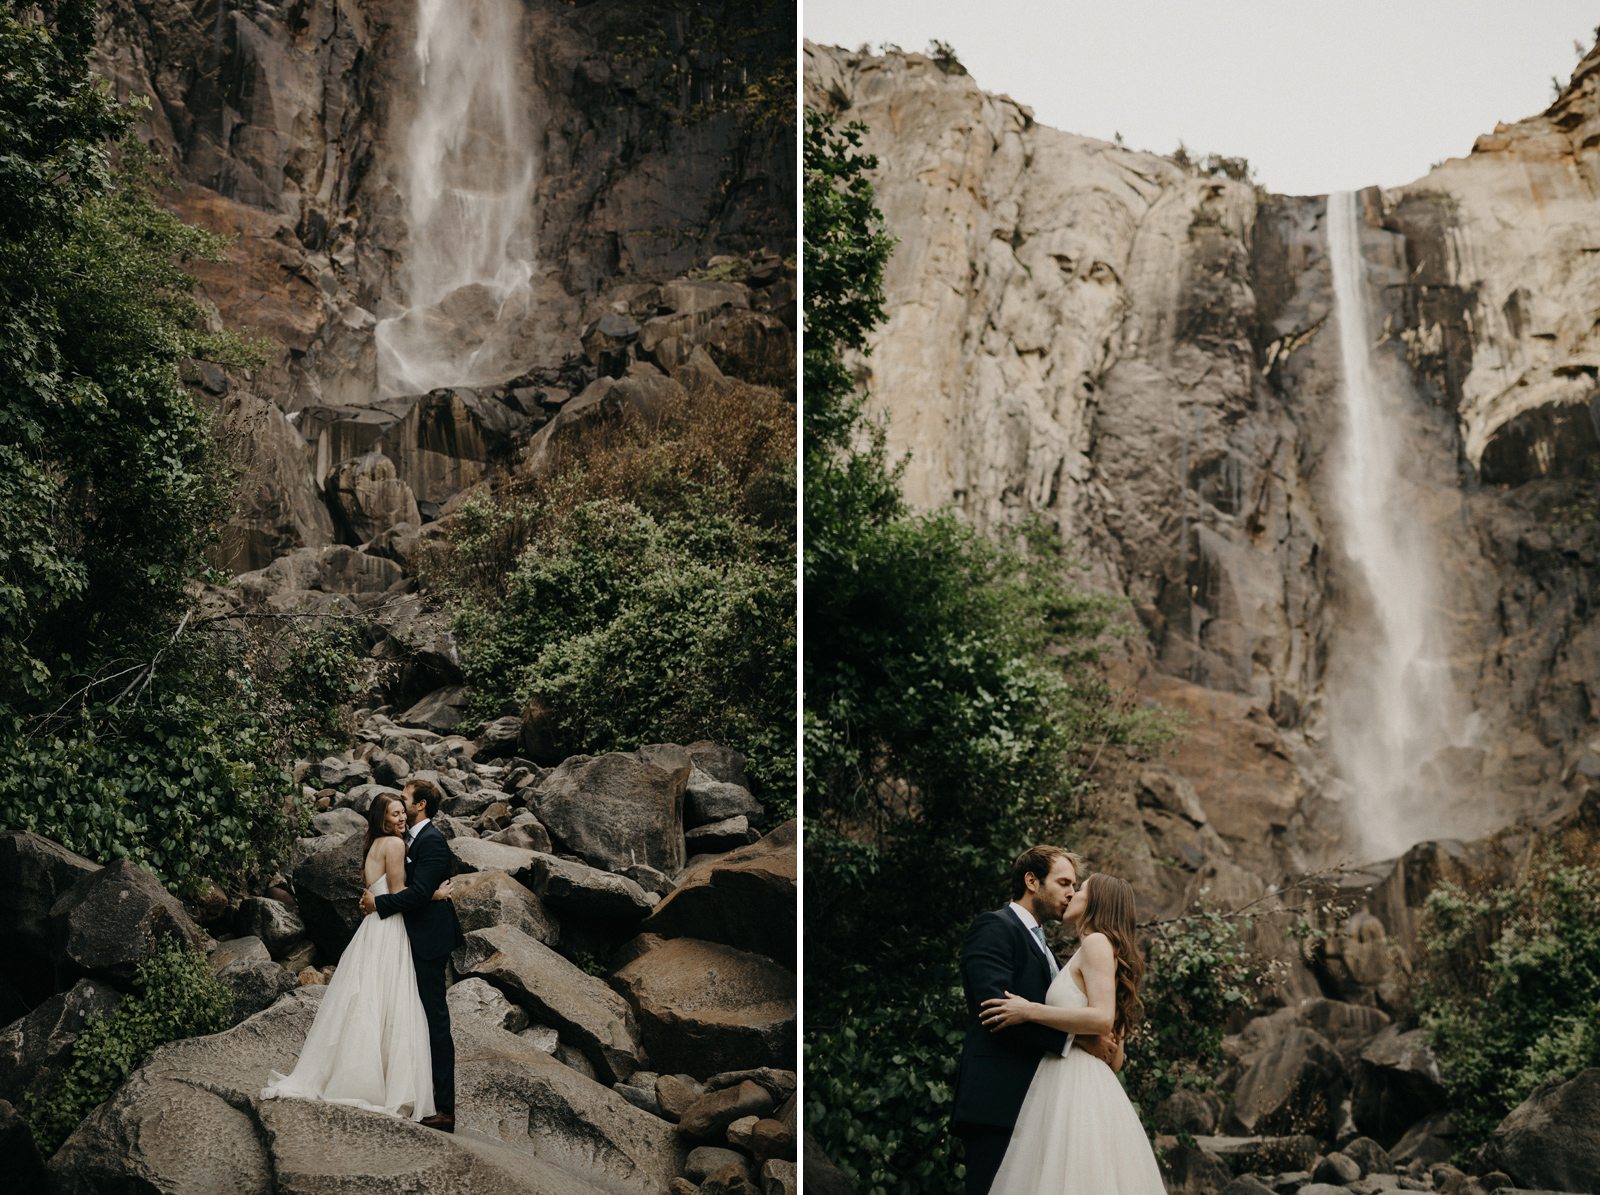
[960,1125,1012,1195]
[414,950,454,1112]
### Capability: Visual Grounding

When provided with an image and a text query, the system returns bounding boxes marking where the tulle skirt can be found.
[988,1046,1165,1195]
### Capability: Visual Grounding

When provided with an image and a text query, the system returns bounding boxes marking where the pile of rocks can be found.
[1157,993,1599,1195]
[0,723,795,1192]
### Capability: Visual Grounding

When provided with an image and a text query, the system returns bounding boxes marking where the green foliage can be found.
[0,3,311,897]
[803,109,1179,1195]
[805,975,966,1195]
[1122,911,1251,1130]
[26,933,232,1157]
[0,621,336,895]
[453,497,796,810]
[274,617,364,756]
[1415,850,1600,1155]
[444,371,795,815]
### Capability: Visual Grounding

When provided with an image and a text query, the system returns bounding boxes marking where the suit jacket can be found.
[373,821,466,961]
[949,906,1069,1132]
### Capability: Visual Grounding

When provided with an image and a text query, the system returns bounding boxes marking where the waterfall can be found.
[374,0,536,397]
[1325,191,1470,859]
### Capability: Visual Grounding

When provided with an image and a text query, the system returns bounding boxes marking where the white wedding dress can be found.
[988,954,1165,1195]
[260,874,435,1120]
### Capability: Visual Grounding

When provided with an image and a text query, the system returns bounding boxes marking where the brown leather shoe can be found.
[420,1112,455,1133]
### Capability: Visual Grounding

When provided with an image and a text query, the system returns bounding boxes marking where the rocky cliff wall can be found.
[804,40,1600,900]
[99,0,793,410]
[88,2,795,580]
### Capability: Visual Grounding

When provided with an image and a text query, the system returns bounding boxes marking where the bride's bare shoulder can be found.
[1079,931,1114,958]
[367,836,404,864]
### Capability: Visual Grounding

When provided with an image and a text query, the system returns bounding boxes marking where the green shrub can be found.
[26,933,232,1157]
[804,973,967,1195]
[444,373,796,814]
[1122,910,1251,1131]
[453,497,796,809]
[1415,850,1600,1155]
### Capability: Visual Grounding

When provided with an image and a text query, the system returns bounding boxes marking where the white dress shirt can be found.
[1008,902,1074,1056]
[405,817,431,859]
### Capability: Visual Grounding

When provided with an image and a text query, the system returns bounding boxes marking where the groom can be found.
[950,845,1121,1195]
[358,778,465,1131]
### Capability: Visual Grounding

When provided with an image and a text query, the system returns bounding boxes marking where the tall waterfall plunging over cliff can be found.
[374,0,537,397]
[1325,191,1470,859]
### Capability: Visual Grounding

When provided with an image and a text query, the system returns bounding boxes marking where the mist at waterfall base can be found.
[375,0,537,398]
[1325,191,1477,861]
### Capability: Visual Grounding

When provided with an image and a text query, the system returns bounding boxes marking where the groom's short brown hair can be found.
[1010,844,1084,900]
[406,778,444,820]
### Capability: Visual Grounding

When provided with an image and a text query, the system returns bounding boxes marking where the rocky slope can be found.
[807,38,1600,1192]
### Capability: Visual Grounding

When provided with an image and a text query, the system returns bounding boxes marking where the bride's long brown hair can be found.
[1080,874,1145,1040]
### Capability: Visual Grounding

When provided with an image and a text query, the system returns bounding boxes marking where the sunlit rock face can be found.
[805,40,1600,881]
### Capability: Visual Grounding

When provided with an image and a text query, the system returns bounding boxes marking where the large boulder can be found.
[685,768,763,829]
[531,746,691,873]
[1350,1023,1448,1143]
[1485,1067,1600,1191]
[528,853,656,926]
[448,837,538,883]
[0,978,122,1107]
[448,976,530,1034]
[217,958,296,1026]
[237,897,308,961]
[0,1098,50,1192]
[289,831,367,960]
[398,684,470,732]
[237,543,403,598]
[47,859,202,986]
[326,450,420,542]
[1222,1026,1346,1140]
[0,832,100,958]
[678,1079,774,1142]
[611,937,796,1079]
[453,924,645,1084]
[449,868,560,945]
[646,820,797,964]
[45,984,684,1195]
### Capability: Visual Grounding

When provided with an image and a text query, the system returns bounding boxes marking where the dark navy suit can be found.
[374,819,465,1113]
[951,907,1069,1195]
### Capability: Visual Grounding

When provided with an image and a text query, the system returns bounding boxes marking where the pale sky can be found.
[803,0,1598,196]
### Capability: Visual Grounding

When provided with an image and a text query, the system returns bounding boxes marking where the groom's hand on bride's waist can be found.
[358,889,376,915]
[1077,1033,1124,1073]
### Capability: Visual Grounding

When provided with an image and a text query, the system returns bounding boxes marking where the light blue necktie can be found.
[1030,925,1060,978]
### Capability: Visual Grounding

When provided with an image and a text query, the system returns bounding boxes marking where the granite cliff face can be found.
[804,40,1600,905]
[94,0,794,572]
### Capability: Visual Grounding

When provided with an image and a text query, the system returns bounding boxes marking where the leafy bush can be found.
[1122,911,1251,1130]
[805,975,966,1195]
[445,370,796,813]
[26,933,232,1157]
[1415,850,1600,1155]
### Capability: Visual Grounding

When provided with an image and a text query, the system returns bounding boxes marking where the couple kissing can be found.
[262,778,465,1131]
[952,844,1164,1195]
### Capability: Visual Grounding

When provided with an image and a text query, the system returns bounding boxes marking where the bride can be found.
[979,873,1164,1195]
[261,794,453,1119]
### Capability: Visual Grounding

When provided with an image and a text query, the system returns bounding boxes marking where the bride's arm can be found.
[979,933,1117,1037]
[379,837,407,898]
